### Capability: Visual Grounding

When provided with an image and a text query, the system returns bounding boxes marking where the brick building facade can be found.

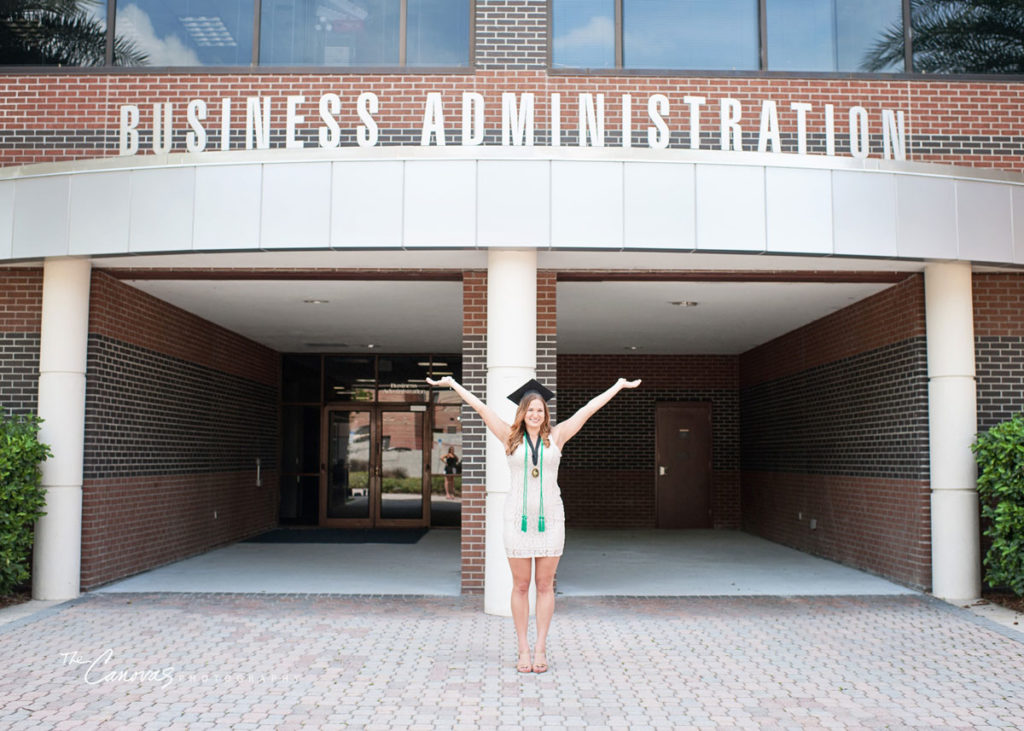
[2,1,1022,604]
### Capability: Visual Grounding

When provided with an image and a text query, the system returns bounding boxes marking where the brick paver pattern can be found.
[1,593,1023,729]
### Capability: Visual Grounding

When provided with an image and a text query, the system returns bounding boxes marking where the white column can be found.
[33,258,91,600]
[484,249,537,616]
[924,261,980,602]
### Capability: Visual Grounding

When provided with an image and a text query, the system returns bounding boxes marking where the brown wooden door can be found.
[655,402,712,528]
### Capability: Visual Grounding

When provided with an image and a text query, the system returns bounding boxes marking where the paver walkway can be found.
[1,593,1023,729]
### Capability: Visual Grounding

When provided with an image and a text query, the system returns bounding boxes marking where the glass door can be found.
[322,407,373,526]
[377,409,428,526]
[321,406,429,528]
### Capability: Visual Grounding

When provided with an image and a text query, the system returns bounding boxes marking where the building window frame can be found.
[548,0,1024,80]
[0,0,475,73]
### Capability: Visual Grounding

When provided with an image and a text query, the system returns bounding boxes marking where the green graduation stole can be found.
[522,433,545,533]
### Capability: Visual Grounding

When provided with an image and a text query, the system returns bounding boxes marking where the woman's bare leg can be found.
[507,557,533,670]
[532,555,560,672]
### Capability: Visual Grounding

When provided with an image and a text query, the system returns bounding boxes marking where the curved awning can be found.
[1,146,1022,265]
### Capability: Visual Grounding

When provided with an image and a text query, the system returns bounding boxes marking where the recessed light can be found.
[303,299,330,304]
[624,345,640,351]
[669,301,699,307]
[367,344,376,349]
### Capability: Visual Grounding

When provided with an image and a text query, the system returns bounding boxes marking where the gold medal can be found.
[531,467,539,478]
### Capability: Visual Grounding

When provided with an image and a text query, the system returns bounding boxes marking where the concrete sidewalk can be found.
[2,592,1023,729]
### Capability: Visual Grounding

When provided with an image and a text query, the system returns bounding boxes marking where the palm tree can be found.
[863,0,1024,74]
[0,0,147,66]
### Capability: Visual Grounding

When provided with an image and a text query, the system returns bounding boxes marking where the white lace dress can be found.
[503,441,565,558]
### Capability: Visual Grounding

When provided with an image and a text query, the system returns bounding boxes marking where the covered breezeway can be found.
[93,529,913,597]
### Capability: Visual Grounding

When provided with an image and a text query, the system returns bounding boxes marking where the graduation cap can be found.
[507,378,555,405]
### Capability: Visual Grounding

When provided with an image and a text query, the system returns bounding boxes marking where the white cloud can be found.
[553,15,614,53]
[117,4,202,66]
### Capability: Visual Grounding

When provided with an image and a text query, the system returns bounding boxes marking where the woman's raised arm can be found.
[551,378,641,448]
[427,376,511,444]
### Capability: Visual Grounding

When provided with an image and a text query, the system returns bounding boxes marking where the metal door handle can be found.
[659,465,666,476]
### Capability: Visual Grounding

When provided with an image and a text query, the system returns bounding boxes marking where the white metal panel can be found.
[403,160,476,247]
[695,164,765,252]
[261,162,331,248]
[332,160,403,247]
[129,167,195,253]
[194,164,261,250]
[623,162,695,250]
[477,160,550,247]
[0,181,13,260]
[13,176,69,258]
[765,167,832,255]
[957,180,1013,263]
[896,175,956,260]
[832,171,897,257]
[551,161,623,248]
[69,172,130,255]
[1013,186,1024,265]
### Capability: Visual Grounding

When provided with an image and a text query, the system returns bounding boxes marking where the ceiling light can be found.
[367,344,376,349]
[624,345,640,351]
[303,299,330,304]
[669,301,699,307]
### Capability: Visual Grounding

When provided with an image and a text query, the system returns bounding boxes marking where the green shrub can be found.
[972,413,1024,596]
[0,410,51,595]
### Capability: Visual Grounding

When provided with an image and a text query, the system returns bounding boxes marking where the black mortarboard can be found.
[507,378,555,405]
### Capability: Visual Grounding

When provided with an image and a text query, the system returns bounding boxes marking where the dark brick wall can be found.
[741,338,930,479]
[475,0,547,70]
[81,271,279,589]
[739,275,932,589]
[558,354,741,529]
[0,268,42,415]
[974,273,1024,431]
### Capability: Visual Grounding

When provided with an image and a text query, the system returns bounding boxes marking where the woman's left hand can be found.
[618,378,642,389]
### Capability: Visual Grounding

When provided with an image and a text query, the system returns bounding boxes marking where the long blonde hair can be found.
[505,395,551,455]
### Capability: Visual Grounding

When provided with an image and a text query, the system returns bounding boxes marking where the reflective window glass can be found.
[114,0,253,66]
[260,0,400,66]
[767,0,903,72]
[407,0,469,66]
[1,1,109,66]
[325,356,376,401]
[910,0,1024,74]
[623,0,759,70]
[551,0,615,69]
[377,356,430,403]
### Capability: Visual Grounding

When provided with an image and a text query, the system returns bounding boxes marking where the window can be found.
[1,0,470,68]
[551,0,615,69]
[554,0,1024,75]
[115,0,254,67]
[260,0,401,67]
[0,0,109,66]
[766,0,903,73]
[624,0,759,71]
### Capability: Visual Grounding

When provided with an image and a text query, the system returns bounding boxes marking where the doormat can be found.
[244,528,428,544]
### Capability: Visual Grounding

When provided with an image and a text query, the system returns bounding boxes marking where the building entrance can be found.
[323,405,429,527]
[279,353,462,528]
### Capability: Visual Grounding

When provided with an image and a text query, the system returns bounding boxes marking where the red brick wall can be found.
[81,272,279,590]
[558,354,741,529]
[742,472,931,589]
[739,274,932,589]
[0,268,42,414]
[459,271,487,593]
[2,72,1024,170]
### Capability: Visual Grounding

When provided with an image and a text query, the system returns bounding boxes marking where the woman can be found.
[442,446,459,500]
[426,375,641,673]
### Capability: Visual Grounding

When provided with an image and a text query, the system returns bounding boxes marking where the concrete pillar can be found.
[924,261,980,602]
[484,249,537,616]
[32,258,91,600]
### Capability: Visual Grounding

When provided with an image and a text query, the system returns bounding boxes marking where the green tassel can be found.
[538,516,545,533]
[521,515,528,533]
